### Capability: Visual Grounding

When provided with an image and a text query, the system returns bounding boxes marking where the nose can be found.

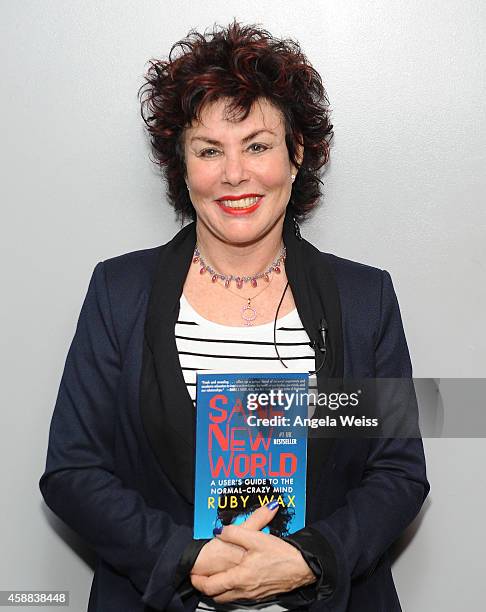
[222,152,249,186]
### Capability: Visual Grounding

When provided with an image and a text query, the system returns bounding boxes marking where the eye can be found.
[248,143,269,153]
[198,148,221,158]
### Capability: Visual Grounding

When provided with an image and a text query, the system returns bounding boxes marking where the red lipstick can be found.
[216,194,263,215]
[217,193,262,200]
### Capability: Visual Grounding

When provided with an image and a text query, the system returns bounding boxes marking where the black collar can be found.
[141,208,343,504]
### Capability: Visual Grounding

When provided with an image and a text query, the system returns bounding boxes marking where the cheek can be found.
[186,160,218,194]
[260,169,292,200]
[255,157,291,190]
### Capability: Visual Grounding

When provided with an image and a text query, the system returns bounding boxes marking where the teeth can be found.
[219,196,260,209]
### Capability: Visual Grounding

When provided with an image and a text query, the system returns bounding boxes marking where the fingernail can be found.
[266,500,279,511]
[213,527,222,536]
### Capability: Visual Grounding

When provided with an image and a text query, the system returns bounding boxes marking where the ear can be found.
[291,142,304,176]
[295,142,304,166]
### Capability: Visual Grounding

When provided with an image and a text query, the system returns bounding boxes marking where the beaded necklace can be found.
[192,244,286,326]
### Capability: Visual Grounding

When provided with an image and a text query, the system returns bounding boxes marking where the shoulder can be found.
[100,245,162,292]
[83,245,164,356]
[302,244,406,369]
[98,222,195,293]
[91,246,163,343]
[322,251,384,286]
[324,252,392,334]
[302,240,387,302]
[322,252,399,334]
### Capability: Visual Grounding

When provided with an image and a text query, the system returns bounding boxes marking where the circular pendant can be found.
[241,304,257,326]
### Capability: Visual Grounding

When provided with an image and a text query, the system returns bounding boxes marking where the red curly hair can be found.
[139,21,333,223]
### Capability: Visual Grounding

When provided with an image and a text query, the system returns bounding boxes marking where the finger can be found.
[190,574,222,595]
[190,574,204,592]
[241,500,280,531]
[212,589,254,604]
[216,524,265,549]
[192,564,244,598]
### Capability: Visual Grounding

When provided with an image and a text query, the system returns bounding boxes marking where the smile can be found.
[217,195,262,209]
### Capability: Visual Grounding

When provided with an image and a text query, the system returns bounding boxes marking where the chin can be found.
[219,230,262,246]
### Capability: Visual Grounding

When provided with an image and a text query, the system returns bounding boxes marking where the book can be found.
[194,371,309,539]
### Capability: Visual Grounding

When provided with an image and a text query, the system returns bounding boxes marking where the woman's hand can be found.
[191,535,245,576]
[191,503,279,577]
[190,520,317,603]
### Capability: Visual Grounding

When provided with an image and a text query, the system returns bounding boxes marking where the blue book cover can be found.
[194,371,309,539]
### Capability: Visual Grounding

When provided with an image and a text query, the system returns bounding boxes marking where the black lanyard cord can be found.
[272,280,327,375]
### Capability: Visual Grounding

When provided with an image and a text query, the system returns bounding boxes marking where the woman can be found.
[40,22,429,612]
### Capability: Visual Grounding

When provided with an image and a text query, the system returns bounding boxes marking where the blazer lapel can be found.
[141,222,198,504]
[282,209,344,502]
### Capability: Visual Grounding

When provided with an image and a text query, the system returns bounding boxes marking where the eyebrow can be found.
[189,129,276,147]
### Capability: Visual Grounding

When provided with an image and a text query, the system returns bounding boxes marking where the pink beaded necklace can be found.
[192,244,286,326]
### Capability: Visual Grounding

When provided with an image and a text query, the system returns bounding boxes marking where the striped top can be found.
[176,294,318,410]
[175,294,317,612]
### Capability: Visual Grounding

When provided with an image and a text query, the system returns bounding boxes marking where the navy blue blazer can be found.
[40,220,429,612]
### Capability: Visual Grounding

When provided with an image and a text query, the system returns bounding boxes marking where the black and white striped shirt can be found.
[176,294,317,407]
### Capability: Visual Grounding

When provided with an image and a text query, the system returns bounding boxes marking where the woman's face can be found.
[184,97,300,246]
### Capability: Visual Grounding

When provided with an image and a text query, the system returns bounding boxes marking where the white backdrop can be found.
[1,1,485,610]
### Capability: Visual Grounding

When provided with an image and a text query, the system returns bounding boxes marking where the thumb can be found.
[240,499,280,531]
